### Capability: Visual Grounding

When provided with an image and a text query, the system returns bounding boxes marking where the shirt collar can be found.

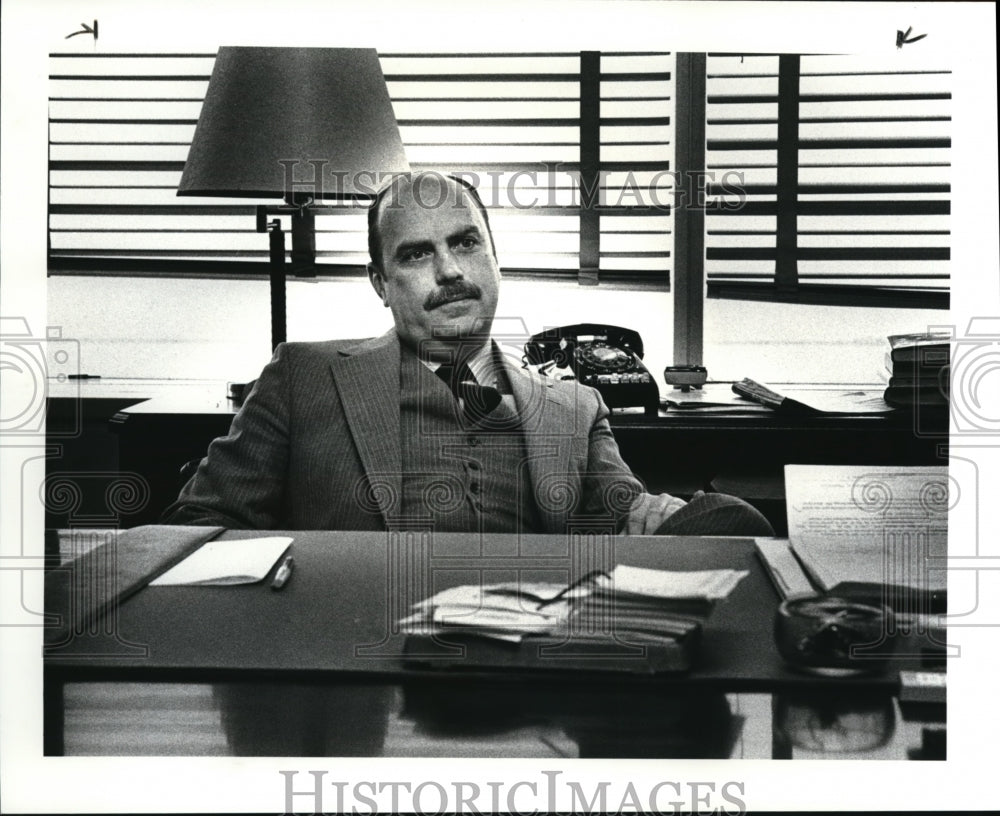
[419,341,503,390]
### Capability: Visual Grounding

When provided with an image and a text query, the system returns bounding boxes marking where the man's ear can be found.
[367,263,389,307]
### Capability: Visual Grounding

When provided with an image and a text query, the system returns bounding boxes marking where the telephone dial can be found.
[523,323,660,415]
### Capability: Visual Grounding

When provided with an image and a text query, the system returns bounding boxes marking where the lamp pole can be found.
[257,193,319,352]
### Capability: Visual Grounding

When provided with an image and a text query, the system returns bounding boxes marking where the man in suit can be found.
[164,172,771,535]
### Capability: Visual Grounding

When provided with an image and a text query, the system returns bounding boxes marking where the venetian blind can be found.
[704,53,950,308]
[48,51,673,288]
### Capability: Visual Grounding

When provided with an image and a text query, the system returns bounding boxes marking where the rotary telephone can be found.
[523,323,660,415]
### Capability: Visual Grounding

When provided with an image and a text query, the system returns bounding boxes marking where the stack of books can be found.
[883,331,950,409]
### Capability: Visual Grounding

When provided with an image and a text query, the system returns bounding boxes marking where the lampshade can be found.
[178,47,409,200]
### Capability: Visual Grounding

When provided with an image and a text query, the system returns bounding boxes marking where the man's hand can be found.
[625,491,687,535]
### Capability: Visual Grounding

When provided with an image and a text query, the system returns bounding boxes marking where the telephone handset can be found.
[524,323,660,415]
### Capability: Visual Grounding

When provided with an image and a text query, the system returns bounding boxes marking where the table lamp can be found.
[178,47,410,350]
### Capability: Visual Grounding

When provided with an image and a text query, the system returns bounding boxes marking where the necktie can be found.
[435,362,502,420]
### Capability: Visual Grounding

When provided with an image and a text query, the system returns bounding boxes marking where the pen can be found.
[270,555,294,590]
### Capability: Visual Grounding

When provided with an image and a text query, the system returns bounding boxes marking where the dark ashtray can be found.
[775,595,895,676]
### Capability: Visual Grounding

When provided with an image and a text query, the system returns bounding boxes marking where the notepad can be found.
[150,536,292,586]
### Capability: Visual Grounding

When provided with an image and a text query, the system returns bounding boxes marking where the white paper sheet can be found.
[785,465,948,592]
[608,564,749,600]
[149,536,293,586]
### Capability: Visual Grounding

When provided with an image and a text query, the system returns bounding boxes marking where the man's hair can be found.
[366,172,495,272]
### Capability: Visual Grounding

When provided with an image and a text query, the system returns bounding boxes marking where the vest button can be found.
[468,436,479,446]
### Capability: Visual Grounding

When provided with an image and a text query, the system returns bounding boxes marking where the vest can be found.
[397,346,542,533]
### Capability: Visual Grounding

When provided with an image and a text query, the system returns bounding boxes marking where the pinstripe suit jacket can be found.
[162,330,643,531]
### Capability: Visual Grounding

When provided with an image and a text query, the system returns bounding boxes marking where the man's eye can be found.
[401,249,429,263]
[457,236,479,250]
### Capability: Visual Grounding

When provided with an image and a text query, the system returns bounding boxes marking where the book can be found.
[885,352,951,377]
[882,334,951,408]
[887,331,952,364]
[885,374,950,391]
[888,330,951,345]
[887,330,952,349]
[883,384,949,408]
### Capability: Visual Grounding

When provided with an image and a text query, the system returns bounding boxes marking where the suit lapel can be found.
[329,331,402,527]
[329,335,581,532]
[502,354,576,532]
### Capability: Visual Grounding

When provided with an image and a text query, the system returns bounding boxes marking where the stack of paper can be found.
[576,565,748,641]
[399,567,748,645]
[399,582,573,643]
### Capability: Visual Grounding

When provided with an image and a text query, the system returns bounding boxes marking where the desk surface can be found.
[47,531,912,691]
[44,530,944,759]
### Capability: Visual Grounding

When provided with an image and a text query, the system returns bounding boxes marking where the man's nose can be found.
[434,249,464,282]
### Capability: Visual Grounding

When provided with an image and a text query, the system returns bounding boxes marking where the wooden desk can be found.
[44,531,945,758]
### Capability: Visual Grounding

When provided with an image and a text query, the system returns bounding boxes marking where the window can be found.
[48,51,674,289]
[46,49,954,385]
[703,53,950,309]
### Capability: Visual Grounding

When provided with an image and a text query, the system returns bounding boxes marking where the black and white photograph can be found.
[1,0,998,813]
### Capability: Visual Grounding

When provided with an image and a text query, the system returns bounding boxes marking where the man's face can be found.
[368,176,501,358]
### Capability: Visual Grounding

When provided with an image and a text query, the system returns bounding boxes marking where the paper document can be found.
[663,385,772,413]
[150,536,292,586]
[785,465,948,595]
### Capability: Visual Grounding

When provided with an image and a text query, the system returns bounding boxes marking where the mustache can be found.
[424,281,483,310]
